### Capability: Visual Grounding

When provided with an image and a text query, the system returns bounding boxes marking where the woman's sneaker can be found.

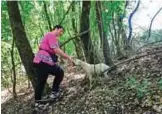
[48,91,61,101]
[34,102,49,111]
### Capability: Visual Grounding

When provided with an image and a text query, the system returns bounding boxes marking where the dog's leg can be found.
[88,74,92,89]
[103,72,108,77]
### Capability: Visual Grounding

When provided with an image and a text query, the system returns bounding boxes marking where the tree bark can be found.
[112,11,123,57]
[80,1,96,64]
[7,1,36,90]
[10,37,17,99]
[96,1,103,46]
[71,1,85,60]
[96,1,114,66]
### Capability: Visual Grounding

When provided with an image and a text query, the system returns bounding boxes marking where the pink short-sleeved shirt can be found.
[33,32,59,65]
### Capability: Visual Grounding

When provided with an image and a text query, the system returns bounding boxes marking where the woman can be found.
[33,25,73,109]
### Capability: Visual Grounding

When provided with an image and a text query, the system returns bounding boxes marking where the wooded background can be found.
[1,1,162,111]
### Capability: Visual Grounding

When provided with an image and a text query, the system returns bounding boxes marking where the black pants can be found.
[34,62,64,100]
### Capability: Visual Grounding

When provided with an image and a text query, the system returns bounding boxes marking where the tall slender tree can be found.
[7,1,36,90]
[80,1,98,64]
[43,1,52,31]
[148,7,162,38]
[71,1,84,60]
[127,0,140,43]
[96,1,113,66]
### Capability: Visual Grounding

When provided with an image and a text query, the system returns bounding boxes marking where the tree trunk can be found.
[111,11,123,57]
[127,0,140,43]
[10,37,17,99]
[43,1,52,31]
[96,1,114,66]
[96,1,103,46]
[148,7,162,38]
[116,18,124,58]
[80,1,98,64]
[7,1,36,90]
[102,30,114,66]
[72,1,85,60]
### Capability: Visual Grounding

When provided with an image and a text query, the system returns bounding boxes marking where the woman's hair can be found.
[52,25,64,31]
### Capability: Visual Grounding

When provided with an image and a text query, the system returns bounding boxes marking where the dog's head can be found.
[71,57,83,66]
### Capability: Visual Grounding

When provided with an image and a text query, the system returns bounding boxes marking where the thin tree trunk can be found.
[59,1,75,25]
[96,1,113,66]
[96,1,103,46]
[116,19,124,57]
[148,7,162,38]
[111,10,122,57]
[112,12,117,46]
[38,23,44,37]
[80,1,96,64]
[10,37,17,99]
[7,1,36,90]
[71,1,84,60]
[43,1,52,31]
[127,0,140,43]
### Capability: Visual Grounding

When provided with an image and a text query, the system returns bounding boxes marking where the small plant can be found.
[126,75,150,99]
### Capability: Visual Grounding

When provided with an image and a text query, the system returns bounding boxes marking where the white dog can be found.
[73,59,109,88]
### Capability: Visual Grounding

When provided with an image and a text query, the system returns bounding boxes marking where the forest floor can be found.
[1,45,162,114]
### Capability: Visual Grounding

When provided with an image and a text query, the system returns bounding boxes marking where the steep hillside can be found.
[1,46,162,114]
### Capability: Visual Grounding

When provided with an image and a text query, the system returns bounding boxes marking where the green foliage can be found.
[19,1,34,23]
[126,76,151,99]
[1,41,12,88]
[1,1,127,89]
[102,1,126,34]
[158,79,162,90]
[1,1,12,41]
[1,41,26,89]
